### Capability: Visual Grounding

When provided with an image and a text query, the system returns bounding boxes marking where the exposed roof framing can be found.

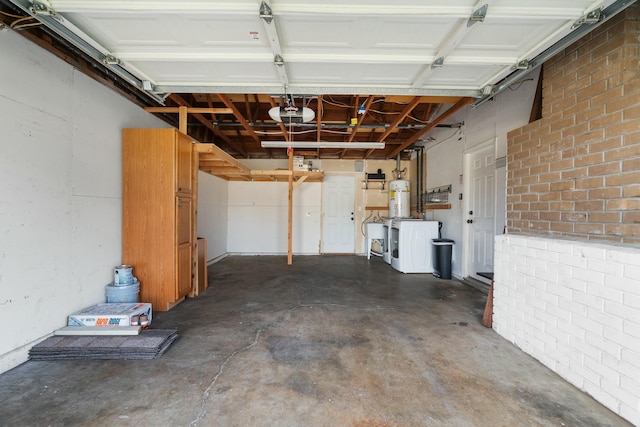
[1,0,634,160]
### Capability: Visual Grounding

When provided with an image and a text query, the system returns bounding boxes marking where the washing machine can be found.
[390,219,440,273]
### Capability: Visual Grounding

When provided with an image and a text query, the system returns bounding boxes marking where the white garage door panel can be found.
[49,0,620,94]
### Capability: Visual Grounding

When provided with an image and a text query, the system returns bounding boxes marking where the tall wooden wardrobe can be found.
[122,128,193,311]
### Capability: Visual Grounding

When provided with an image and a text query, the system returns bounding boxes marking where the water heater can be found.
[389,180,410,218]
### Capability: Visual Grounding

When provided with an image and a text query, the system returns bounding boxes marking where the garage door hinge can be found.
[467,4,488,27]
[572,8,603,29]
[30,1,60,21]
[103,54,122,66]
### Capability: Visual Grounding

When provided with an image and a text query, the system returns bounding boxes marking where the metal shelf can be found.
[363,179,386,190]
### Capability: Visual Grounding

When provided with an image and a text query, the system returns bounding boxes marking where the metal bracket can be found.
[29,0,60,21]
[273,54,284,67]
[467,4,488,27]
[259,1,273,24]
[572,8,603,29]
[431,57,445,69]
[511,59,530,71]
[102,54,122,66]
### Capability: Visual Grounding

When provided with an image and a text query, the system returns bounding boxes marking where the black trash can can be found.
[432,239,454,279]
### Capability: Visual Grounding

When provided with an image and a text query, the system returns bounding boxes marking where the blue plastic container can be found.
[106,281,140,303]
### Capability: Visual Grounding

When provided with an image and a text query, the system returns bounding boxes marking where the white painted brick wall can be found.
[494,234,640,426]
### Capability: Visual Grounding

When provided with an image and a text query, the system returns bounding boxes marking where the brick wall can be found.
[506,6,640,244]
[494,235,640,425]
[497,7,640,424]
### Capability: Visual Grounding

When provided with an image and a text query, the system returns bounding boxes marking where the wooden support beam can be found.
[293,175,308,190]
[144,107,233,114]
[288,149,294,265]
[168,94,247,157]
[348,96,374,143]
[217,94,262,145]
[386,97,473,158]
[316,95,323,157]
[194,143,251,175]
[191,137,199,297]
[205,167,250,176]
[251,169,292,177]
[376,96,422,142]
[179,106,188,133]
[204,95,248,157]
[340,95,374,158]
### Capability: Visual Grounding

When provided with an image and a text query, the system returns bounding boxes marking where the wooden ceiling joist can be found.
[217,94,262,145]
[376,96,423,142]
[144,107,233,115]
[387,97,474,158]
[194,143,323,183]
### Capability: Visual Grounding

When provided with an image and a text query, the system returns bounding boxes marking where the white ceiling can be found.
[31,0,618,97]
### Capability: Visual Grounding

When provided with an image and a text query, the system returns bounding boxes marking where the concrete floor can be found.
[0,255,631,426]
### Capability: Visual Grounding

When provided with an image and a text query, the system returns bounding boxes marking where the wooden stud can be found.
[178,106,188,133]
[144,107,233,114]
[191,137,199,296]
[288,149,294,265]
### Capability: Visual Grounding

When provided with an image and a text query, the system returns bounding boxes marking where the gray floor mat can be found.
[29,329,179,360]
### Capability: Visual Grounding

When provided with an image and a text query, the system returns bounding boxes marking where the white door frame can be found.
[462,138,496,281]
[321,174,356,253]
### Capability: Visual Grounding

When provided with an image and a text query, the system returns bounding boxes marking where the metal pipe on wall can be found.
[416,146,424,214]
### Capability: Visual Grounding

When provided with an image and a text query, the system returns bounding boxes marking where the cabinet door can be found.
[176,197,193,298]
[176,132,193,195]
[177,243,192,299]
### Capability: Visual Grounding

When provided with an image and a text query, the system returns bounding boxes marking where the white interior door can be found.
[322,175,355,253]
[467,144,495,283]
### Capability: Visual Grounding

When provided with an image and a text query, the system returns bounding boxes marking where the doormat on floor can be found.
[29,329,179,361]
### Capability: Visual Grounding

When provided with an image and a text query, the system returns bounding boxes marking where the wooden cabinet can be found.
[122,128,194,311]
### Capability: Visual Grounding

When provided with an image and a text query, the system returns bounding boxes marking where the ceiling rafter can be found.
[338,96,375,158]
[217,94,262,146]
[5,0,631,160]
[388,97,473,158]
[167,94,247,156]
[203,94,248,157]
[349,96,374,143]
[315,95,323,157]
[376,96,423,142]
[244,94,253,122]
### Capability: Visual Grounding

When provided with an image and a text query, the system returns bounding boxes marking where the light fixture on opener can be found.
[268,94,315,123]
[261,141,385,149]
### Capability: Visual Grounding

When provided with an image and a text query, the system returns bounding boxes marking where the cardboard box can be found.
[68,303,152,327]
[293,156,304,171]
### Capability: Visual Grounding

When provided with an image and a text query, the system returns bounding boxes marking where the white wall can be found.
[423,68,540,279]
[424,138,464,275]
[227,181,322,254]
[197,171,229,261]
[0,30,167,373]
[494,234,640,426]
